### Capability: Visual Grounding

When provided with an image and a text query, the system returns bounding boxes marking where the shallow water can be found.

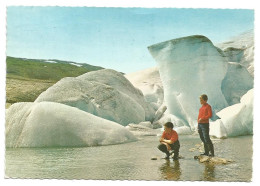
[5,135,252,181]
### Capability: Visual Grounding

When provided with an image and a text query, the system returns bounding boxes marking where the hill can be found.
[6,56,103,106]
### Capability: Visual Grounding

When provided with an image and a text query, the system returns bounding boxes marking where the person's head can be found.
[200,94,208,105]
[164,122,174,133]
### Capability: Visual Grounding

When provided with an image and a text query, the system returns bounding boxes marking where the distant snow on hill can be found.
[70,63,83,67]
[45,60,57,63]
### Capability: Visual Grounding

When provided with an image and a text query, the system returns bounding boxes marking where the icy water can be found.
[5,135,252,181]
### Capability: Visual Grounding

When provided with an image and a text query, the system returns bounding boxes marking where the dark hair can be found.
[200,94,208,101]
[164,122,174,129]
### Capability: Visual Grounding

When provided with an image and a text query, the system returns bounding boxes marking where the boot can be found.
[209,143,215,157]
[200,143,209,156]
[164,151,170,159]
[173,152,179,160]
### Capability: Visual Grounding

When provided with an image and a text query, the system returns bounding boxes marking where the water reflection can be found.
[203,162,215,181]
[159,160,181,180]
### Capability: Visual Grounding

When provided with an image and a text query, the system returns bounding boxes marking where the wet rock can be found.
[189,148,197,152]
[195,155,233,165]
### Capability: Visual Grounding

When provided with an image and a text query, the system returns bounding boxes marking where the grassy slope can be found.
[6,56,103,106]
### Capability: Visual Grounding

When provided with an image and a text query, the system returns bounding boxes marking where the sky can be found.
[6,7,254,73]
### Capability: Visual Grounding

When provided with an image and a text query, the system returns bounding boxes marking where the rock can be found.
[195,155,233,165]
[189,148,196,152]
[199,155,210,163]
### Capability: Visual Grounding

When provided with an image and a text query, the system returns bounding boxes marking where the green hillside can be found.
[6,56,103,81]
[6,56,104,106]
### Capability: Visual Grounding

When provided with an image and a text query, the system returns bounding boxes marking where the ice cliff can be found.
[5,102,137,147]
[147,34,253,135]
[35,69,155,126]
[148,35,229,129]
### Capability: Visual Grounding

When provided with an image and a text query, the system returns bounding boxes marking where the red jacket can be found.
[162,130,178,143]
[198,103,212,123]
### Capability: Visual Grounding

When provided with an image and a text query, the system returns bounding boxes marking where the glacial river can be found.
[5,135,252,181]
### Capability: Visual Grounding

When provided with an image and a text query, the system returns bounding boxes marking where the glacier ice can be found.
[148,35,229,129]
[210,89,253,138]
[5,102,137,148]
[125,67,164,111]
[126,122,162,136]
[35,69,155,125]
[174,126,192,135]
[152,104,167,124]
[221,62,253,105]
[216,30,254,77]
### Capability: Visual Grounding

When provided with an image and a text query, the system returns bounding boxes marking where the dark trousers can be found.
[158,140,180,157]
[198,123,214,155]
[198,123,213,145]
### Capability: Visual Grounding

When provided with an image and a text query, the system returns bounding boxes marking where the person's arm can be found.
[159,137,164,142]
[159,132,165,142]
[160,141,172,151]
[199,105,212,121]
[161,139,174,144]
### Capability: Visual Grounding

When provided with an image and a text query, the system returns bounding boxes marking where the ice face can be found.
[210,89,253,138]
[77,69,155,121]
[148,35,229,129]
[5,102,137,147]
[125,67,164,111]
[216,29,254,77]
[35,69,155,125]
[221,62,253,105]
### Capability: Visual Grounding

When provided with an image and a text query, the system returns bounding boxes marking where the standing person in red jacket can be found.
[158,122,180,160]
[198,94,214,156]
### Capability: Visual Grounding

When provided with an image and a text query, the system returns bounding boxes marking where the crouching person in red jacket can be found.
[158,122,180,160]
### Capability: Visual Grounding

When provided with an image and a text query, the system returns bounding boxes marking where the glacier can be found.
[5,102,137,148]
[125,67,164,111]
[35,69,155,126]
[210,89,253,138]
[216,30,254,77]
[148,35,229,129]
[5,31,254,148]
[221,62,253,105]
[147,34,253,137]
